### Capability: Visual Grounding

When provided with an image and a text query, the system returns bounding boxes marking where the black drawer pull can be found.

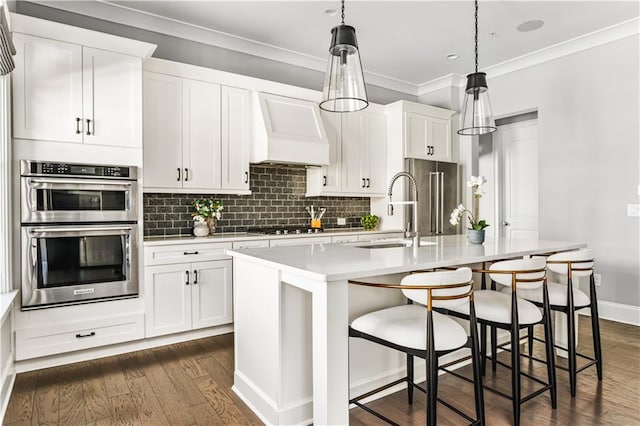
[75,117,81,134]
[183,251,199,255]
[76,331,96,338]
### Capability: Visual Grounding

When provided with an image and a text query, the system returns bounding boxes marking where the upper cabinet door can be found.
[143,72,183,190]
[221,86,250,191]
[319,111,342,193]
[12,33,83,143]
[182,79,221,191]
[82,47,142,148]
[404,112,452,162]
[364,111,387,194]
[341,111,366,194]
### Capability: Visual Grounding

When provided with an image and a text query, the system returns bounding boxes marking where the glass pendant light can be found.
[458,0,496,135]
[319,0,368,112]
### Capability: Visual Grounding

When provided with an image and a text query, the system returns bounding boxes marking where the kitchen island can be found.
[228,235,586,425]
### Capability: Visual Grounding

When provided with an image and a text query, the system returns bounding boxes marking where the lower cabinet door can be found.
[145,263,192,337]
[191,260,233,330]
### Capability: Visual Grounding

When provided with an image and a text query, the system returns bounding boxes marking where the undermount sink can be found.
[356,242,410,249]
[353,239,436,249]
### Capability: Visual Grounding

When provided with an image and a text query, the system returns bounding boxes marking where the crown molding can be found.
[484,17,639,80]
[31,0,419,96]
[28,1,639,98]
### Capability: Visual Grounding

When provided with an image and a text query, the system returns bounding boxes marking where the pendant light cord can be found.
[474,0,479,73]
[341,0,345,24]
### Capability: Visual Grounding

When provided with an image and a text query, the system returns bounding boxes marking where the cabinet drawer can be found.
[331,235,359,244]
[15,313,144,360]
[357,232,404,242]
[232,239,270,249]
[145,242,232,265]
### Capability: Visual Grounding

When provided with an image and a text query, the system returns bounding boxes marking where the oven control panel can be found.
[23,161,135,179]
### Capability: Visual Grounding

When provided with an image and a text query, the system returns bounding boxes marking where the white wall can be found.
[446,35,639,307]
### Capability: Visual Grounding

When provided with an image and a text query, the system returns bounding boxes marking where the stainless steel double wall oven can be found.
[20,160,140,310]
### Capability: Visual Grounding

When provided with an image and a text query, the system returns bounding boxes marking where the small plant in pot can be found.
[192,198,224,236]
[361,214,379,231]
[450,176,490,244]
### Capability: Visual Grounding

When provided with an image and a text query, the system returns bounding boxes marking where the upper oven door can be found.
[21,177,138,223]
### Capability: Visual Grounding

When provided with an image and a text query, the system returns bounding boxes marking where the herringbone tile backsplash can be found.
[143,164,371,236]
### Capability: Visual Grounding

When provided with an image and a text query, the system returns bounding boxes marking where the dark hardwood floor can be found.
[4,317,639,425]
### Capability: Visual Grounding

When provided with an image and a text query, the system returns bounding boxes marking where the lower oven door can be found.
[21,224,139,310]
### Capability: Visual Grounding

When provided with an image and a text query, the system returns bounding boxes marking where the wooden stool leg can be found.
[542,282,557,409]
[470,303,486,426]
[480,323,487,376]
[491,325,498,372]
[527,325,534,356]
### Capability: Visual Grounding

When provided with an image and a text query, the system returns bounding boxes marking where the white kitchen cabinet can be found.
[405,112,452,162]
[145,259,233,338]
[221,86,251,191]
[12,33,142,147]
[82,47,142,148]
[12,34,83,143]
[306,105,387,197]
[385,101,456,162]
[143,71,250,194]
[182,79,222,191]
[232,239,270,249]
[143,72,182,189]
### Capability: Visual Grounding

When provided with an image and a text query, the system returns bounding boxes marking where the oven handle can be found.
[28,226,134,238]
[26,177,134,188]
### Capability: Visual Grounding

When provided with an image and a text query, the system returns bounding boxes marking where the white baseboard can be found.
[578,300,640,326]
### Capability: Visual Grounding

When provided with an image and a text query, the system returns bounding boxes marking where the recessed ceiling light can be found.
[324,8,337,16]
[447,53,459,60]
[517,20,545,32]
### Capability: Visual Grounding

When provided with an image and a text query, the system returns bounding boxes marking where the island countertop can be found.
[227,234,587,282]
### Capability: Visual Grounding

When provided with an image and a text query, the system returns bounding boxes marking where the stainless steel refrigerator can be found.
[405,159,460,236]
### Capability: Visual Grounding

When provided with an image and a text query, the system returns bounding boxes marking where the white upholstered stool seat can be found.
[448,289,543,325]
[350,304,468,352]
[501,282,590,308]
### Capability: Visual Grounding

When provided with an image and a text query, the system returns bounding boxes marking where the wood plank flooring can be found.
[4,317,639,425]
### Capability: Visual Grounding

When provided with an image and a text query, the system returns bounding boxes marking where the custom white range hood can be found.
[251,92,330,166]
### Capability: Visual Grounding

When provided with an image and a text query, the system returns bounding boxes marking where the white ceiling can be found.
[34,1,639,92]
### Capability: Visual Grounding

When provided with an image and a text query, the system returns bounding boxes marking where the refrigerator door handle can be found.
[439,172,444,234]
[429,172,434,233]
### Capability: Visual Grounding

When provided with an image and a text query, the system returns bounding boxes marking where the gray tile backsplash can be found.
[143,164,371,236]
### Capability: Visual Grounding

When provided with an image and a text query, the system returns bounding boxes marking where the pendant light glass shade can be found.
[319,20,368,112]
[458,72,496,135]
[457,0,496,136]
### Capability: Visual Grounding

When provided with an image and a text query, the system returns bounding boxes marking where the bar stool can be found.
[348,267,484,426]
[503,249,602,396]
[444,258,557,426]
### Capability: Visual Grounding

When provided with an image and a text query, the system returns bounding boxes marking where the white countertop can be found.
[143,228,403,246]
[228,235,587,282]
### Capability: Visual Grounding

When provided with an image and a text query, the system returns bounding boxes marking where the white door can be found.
[221,86,250,190]
[363,110,387,194]
[145,263,192,337]
[143,72,183,189]
[319,111,342,193]
[83,47,142,148]
[12,34,83,143]
[191,260,233,330]
[341,111,366,194]
[182,79,221,191]
[496,120,539,239]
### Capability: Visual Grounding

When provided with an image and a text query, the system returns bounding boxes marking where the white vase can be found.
[193,224,209,237]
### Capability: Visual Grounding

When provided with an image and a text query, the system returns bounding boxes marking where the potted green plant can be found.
[450,176,490,244]
[361,214,379,231]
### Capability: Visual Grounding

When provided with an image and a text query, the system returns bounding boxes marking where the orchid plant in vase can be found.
[450,176,490,243]
[192,198,224,236]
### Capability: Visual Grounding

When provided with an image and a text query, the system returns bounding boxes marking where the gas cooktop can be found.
[246,226,323,236]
